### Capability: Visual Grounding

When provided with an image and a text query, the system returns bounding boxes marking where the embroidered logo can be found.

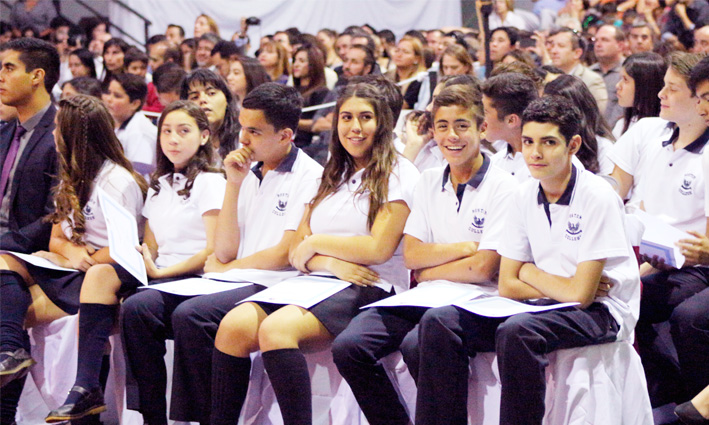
[468,208,486,234]
[83,203,95,221]
[679,173,696,196]
[565,213,582,241]
[273,193,288,216]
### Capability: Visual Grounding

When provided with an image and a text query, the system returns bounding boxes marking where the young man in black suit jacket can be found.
[0,37,59,425]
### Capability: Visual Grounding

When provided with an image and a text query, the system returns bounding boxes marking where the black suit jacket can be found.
[0,104,58,253]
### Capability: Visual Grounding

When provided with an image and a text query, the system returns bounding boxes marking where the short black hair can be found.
[211,40,241,58]
[348,44,376,71]
[154,63,186,94]
[242,82,303,132]
[377,29,395,45]
[146,34,167,47]
[50,16,72,30]
[689,56,709,95]
[522,96,582,145]
[349,74,404,121]
[124,48,149,67]
[108,72,148,109]
[167,24,185,37]
[63,76,103,98]
[0,38,61,93]
[482,72,538,118]
[491,26,519,46]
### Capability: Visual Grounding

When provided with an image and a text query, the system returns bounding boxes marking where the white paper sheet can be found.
[633,210,690,268]
[97,188,148,285]
[454,296,580,318]
[202,269,300,286]
[362,281,485,309]
[140,278,253,296]
[0,251,78,272]
[240,275,351,308]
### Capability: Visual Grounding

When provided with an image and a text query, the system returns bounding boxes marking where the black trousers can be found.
[415,302,619,425]
[119,285,264,423]
[331,306,422,425]
[636,266,709,407]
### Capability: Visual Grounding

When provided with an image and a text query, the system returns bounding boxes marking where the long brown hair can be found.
[48,94,148,244]
[151,100,222,199]
[292,44,326,98]
[310,83,397,229]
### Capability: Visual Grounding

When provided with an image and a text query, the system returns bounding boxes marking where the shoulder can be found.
[193,171,226,188]
[294,148,325,176]
[575,170,623,208]
[486,163,517,188]
[392,155,421,182]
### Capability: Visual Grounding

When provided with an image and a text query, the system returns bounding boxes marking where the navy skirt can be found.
[257,283,395,337]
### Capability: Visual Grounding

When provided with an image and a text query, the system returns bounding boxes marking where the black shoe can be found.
[44,386,106,423]
[0,348,35,388]
[675,401,709,424]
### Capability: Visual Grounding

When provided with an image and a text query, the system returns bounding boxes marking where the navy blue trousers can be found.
[636,266,709,407]
[415,302,619,425]
[119,285,264,424]
[331,306,422,425]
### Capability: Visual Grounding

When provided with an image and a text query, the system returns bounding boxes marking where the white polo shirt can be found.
[143,171,226,268]
[491,145,586,182]
[413,140,445,172]
[611,117,709,233]
[309,157,420,293]
[405,154,515,252]
[61,161,144,250]
[115,111,158,173]
[236,146,323,261]
[498,166,641,341]
[597,136,615,176]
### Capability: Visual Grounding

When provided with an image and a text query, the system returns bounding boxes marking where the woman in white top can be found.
[613,52,666,138]
[209,82,419,425]
[46,101,225,423]
[0,94,146,418]
[489,0,529,30]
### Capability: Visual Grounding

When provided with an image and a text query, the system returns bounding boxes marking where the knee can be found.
[83,264,119,291]
[120,291,155,325]
[257,316,289,350]
[671,301,707,338]
[215,311,258,353]
[331,330,365,368]
[495,314,537,351]
[171,299,200,334]
[419,307,455,342]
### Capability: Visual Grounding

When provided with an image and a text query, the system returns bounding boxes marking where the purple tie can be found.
[0,125,27,196]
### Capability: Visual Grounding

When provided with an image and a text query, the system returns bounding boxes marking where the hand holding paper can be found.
[633,210,691,269]
[676,230,709,267]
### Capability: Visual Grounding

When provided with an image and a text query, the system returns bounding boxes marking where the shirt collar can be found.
[251,144,300,181]
[18,102,51,133]
[441,153,491,190]
[661,125,709,153]
[118,112,137,131]
[536,164,578,206]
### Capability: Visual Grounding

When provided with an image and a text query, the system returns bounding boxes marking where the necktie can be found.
[0,125,27,196]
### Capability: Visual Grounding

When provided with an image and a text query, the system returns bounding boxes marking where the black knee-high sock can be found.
[262,349,311,425]
[0,271,31,353]
[0,375,26,425]
[67,303,117,403]
[210,349,251,425]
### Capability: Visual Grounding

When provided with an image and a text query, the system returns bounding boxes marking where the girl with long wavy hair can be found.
[209,82,420,425]
[46,100,225,422]
[0,94,146,417]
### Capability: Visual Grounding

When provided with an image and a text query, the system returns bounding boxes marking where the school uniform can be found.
[413,140,445,172]
[115,111,158,176]
[623,121,709,407]
[120,147,322,424]
[415,166,641,425]
[250,157,419,425]
[27,161,144,314]
[332,155,515,425]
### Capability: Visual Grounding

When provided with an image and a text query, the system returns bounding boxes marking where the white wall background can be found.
[109,0,463,47]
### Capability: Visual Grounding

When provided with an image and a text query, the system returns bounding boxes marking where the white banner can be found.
[110,0,463,48]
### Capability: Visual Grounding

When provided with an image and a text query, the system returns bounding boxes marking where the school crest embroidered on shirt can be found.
[468,208,486,234]
[273,193,288,216]
[679,173,696,196]
[83,203,95,221]
[565,213,582,241]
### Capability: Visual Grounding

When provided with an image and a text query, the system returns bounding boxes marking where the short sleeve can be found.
[403,171,435,243]
[387,158,420,208]
[284,172,320,231]
[193,172,227,215]
[478,172,516,252]
[497,184,534,263]
[578,182,634,263]
[100,165,144,220]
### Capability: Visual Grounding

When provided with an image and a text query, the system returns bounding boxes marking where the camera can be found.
[246,17,261,26]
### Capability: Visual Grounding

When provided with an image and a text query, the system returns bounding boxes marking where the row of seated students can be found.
[0,36,708,425]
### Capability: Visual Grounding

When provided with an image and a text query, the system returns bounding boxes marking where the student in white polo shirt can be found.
[616,53,709,411]
[331,83,516,425]
[118,83,323,425]
[483,72,540,182]
[414,96,640,425]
